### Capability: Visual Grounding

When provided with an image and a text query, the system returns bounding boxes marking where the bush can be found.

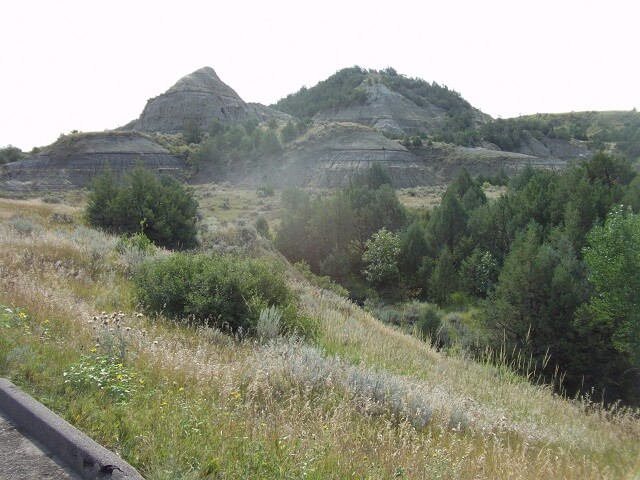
[415,305,442,344]
[254,216,270,238]
[85,167,199,250]
[133,253,310,336]
[257,185,275,197]
[0,145,23,165]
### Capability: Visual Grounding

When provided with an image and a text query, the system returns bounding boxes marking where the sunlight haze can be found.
[1,0,638,150]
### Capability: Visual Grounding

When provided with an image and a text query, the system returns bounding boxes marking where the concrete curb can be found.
[0,378,144,479]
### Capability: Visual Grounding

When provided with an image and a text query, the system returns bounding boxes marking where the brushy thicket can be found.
[133,252,317,337]
[85,167,199,250]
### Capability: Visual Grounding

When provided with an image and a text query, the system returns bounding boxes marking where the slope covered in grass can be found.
[0,196,638,479]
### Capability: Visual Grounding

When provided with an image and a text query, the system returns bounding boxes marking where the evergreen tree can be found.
[428,247,458,304]
[427,190,468,251]
[86,167,198,250]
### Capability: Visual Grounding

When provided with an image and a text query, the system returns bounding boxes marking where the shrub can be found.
[257,185,275,197]
[41,194,62,204]
[415,305,442,344]
[133,253,308,336]
[9,216,38,235]
[0,145,23,165]
[254,216,270,238]
[85,167,198,250]
[256,306,282,342]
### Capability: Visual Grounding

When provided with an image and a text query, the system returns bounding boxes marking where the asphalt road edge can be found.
[0,378,144,479]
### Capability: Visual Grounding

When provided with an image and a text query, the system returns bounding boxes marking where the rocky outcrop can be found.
[516,131,592,160]
[247,103,293,125]
[314,84,448,137]
[129,67,291,134]
[0,131,186,192]
[313,83,487,137]
[217,122,570,189]
[131,67,248,133]
[411,145,565,184]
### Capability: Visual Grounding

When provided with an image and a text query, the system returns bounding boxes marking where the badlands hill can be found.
[4,66,635,192]
[125,66,290,133]
[0,131,185,191]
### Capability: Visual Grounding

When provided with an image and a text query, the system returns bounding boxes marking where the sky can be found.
[1,0,639,151]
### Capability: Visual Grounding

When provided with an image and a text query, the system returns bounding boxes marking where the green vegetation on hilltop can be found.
[0,145,24,165]
[272,66,368,119]
[434,110,640,157]
[379,67,473,112]
[272,66,477,123]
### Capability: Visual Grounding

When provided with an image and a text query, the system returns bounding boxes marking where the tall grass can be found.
[0,197,639,479]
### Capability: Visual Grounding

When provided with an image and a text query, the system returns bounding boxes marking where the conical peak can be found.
[166,67,240,99]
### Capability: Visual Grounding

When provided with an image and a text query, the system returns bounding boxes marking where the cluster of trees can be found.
[186,119,283,171]
[273,66,369,119]
[272,66,476,126]
[275,156,640,404]
[184,117,311,173]
[433,111,640,159]
[275,164,405,300]
[0,145,24,165]
[379,72,472,112]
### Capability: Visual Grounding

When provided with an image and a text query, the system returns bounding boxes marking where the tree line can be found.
[275,155,640,405]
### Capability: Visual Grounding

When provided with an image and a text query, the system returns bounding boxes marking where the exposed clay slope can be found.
[515,131,592,160]
[0,131,185,192]
[219,122,552,189]
[314,83,452,137]
[130,67,290,133]
[131,67,248,132]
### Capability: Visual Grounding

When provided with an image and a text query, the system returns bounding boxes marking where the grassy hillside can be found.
[0,194,639,479]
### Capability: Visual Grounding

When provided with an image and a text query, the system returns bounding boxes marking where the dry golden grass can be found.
[0,195,639,479]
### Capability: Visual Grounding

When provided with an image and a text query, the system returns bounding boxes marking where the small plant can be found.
[9,216,38,235]
[51,213,74,224]
[115,232,156,254]
[257,185,275,197]
[254,216,270,238]
[85,167,199,250]
[41,194,62,204]
[64,354,136,401]
[256,306,282,342]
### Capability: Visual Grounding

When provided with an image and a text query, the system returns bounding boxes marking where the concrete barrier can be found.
[0,378,144,479]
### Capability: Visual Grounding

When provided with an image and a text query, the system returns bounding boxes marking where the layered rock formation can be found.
[129,67,290,133]
[130,67,248,133]
[1,66,597,193]
[220,122,551,189]
[515,131,592,160]
[314,83,452,137]
[0,132,185,192]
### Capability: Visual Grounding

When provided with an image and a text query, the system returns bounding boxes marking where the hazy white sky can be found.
[1,0,638,151]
